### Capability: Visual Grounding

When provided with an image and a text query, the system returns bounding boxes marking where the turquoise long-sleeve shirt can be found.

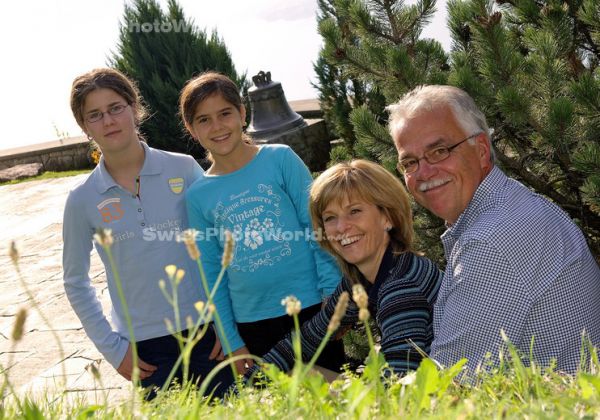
[185,145,342,352]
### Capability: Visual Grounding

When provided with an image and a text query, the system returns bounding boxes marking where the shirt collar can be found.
[93,142,162,194]
[360,243,409,309]
[442,166,507,242]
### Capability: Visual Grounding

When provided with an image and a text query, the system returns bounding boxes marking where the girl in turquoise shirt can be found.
[180,72,345,375]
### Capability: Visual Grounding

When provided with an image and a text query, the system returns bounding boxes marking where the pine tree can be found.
[109,0,245,159]
[315,0,451,264]
[315,0,600,261]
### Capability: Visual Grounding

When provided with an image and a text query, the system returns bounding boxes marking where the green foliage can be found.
[0,169,92,186]
[109,0,245,160]
[315,0,600,260]
[3,237,600,417]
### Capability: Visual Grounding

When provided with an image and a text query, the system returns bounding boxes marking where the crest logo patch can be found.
[169,177,184,194]
[97,198,124,223]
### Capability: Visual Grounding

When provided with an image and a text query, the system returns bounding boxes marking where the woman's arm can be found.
[244,278,357,381]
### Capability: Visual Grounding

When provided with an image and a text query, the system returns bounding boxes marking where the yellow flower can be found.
[91,149,102,165]
[93,228,113,247]
[281,295,302,316]
[194,301,205,313]
[175,269,185,284]
[178,229,200,260]
[165,265,177,279]
[328,292,349,333]
[221,230,234,268]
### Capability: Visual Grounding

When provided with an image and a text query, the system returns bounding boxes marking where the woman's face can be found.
[322,195,391,278]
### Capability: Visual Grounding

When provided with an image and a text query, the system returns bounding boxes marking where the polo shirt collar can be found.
[93,142,162,194]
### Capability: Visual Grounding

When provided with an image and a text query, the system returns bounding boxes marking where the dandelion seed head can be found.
[281,295,301,316]
[399,371,416,386]
[93,228,113,247]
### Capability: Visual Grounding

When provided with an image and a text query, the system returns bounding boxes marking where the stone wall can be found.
[0,136,91,172]
[0,99,329,173]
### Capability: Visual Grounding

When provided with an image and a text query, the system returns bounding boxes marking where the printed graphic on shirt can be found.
[97,198,124,223]
[213,184,291,272]
[169,177,184,194]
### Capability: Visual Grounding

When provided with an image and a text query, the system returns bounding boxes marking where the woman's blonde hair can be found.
[310,159,414,282]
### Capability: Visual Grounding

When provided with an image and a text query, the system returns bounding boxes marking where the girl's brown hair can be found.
[310,159,414,282]
[179,71,251,162]
[70,68,147,132]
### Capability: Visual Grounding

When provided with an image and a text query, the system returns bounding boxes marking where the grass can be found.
[0,169,91,186]
[3,230,599,419]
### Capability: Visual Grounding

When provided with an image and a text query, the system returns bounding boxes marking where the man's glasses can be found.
[397,132,482,174]
[85,103,129,123]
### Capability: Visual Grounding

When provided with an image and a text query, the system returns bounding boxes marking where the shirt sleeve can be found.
[244,278,358,380]
[186,191,245,353]
[62,192,129,369]
[429,239,531,373]
[280,147,342,297]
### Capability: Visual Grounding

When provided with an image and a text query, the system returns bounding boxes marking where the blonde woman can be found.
[243,159,443,380]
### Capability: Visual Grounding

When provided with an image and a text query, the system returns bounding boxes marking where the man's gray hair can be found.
[387,85,494,160]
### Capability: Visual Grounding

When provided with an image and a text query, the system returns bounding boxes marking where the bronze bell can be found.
[246,71,306,140]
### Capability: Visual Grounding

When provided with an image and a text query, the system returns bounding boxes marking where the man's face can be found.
[392,105,492,225]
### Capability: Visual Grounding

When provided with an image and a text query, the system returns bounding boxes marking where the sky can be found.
[0,0,449,151]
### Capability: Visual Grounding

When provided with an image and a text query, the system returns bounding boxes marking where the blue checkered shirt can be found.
[430,166,600,374]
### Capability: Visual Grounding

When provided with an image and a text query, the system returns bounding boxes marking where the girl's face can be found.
[82,88,138,155]
[189,93,246,161]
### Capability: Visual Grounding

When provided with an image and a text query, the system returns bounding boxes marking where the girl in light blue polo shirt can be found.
[63,68,232,398]
[180,72,345,375]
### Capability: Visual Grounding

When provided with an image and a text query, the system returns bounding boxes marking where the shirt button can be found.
[138,208,142,212]
[141,223,145,227]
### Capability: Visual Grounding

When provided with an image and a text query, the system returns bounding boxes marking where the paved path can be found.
[0,174,130,404]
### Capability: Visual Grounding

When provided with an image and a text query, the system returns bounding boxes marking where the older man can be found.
[388,85,600,375]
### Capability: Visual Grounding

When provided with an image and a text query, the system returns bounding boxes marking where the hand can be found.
[229,346,254,376]
[209,330,225,361]
[116,344,157,381]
